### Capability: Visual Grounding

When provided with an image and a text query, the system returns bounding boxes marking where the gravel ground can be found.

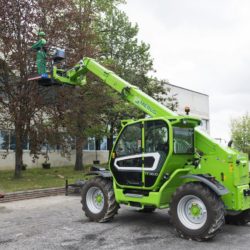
[0,195,250,250]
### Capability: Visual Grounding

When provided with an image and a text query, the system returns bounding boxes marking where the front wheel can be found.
[169,182,225,241]
[81,177,119,222]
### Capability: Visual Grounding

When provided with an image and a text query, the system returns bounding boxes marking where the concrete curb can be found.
[0,187,65,203]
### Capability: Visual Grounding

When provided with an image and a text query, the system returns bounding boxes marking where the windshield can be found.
[173,127,194,154]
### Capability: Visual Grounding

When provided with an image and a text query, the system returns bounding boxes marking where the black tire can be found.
[225,209,250,225]
[169,182,225,241]
[138,206,156,213]
[81,177,119,222]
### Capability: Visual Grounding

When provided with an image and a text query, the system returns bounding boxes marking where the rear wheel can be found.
[225,209,250,225]
[81,177,119,222]
[169,182,225,241]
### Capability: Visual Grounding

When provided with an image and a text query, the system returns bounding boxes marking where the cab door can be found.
[143,120,169,187]
[111,122,143,187]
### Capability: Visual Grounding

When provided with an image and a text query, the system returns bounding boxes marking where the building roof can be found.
[166,82,209,97]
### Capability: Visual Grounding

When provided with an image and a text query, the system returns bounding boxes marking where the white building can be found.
[166,83,209,133]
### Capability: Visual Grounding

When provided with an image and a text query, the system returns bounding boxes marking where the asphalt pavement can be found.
[0,195,250,250]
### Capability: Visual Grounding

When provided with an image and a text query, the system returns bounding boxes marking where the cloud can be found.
[122,0,250,141]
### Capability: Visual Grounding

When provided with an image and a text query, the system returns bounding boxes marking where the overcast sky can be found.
[122,0,250,141]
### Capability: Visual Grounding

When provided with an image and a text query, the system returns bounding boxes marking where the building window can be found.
[9,131,16,150]
[82,137,108,151]
[0,130,29,150]
[83,137,96,151]
[88,138,95,151]
[0,131,109,152]
[100,137,107,150]
[0,130,9,150]
[9,130,29,150]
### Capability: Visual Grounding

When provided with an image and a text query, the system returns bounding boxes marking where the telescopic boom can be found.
[53,57,177,118]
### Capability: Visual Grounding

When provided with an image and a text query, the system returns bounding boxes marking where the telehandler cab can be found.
[32,51,250,241]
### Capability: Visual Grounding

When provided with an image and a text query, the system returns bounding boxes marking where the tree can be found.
[0,0,46,177]
[231,113,250,157]
[0,0,75,177]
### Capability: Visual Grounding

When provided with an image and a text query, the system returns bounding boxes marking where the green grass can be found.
[0,166,89,193]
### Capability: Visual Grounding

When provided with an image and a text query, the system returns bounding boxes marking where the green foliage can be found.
[231,113,250,157]
[97,7,153,87]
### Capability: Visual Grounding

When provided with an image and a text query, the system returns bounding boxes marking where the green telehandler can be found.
[34,51,250,241]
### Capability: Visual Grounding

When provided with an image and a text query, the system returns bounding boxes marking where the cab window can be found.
[145,120,169,154]
[173,127,194,154]
[115,123,142,157]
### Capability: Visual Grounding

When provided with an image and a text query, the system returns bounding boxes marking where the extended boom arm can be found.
[53,57,177,118]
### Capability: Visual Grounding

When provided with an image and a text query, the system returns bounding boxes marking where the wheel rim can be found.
[86,187,104,214]
[177,195,207,230]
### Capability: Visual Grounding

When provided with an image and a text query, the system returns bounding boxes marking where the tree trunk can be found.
[14,128,23,178]
[75,136,84,171]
